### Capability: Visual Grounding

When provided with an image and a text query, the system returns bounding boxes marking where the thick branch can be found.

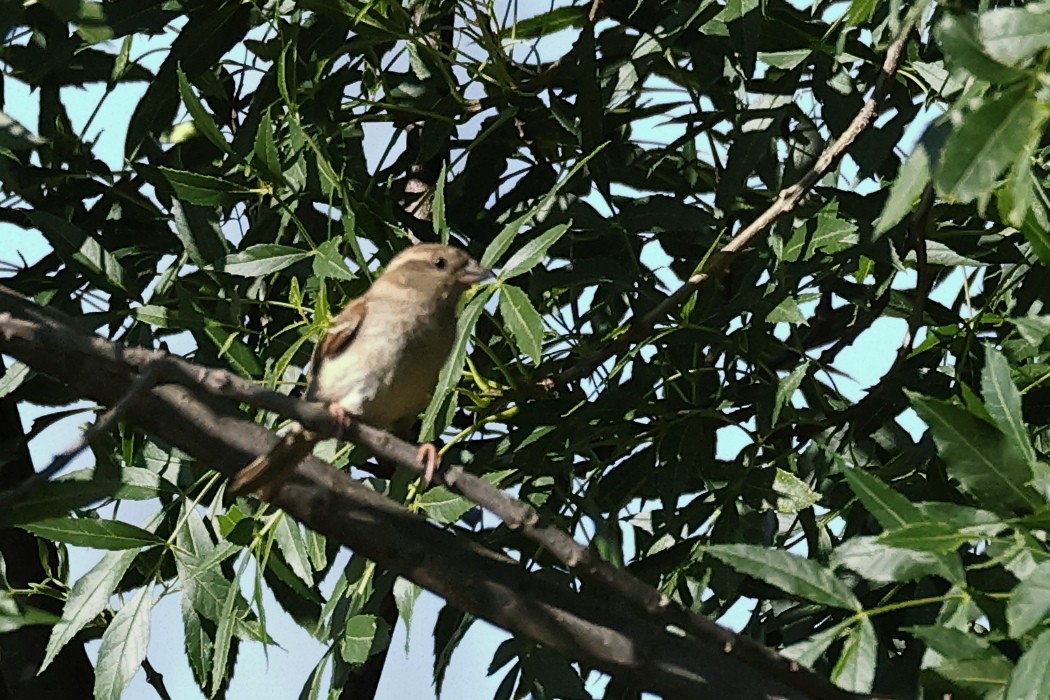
[0,288,876,700]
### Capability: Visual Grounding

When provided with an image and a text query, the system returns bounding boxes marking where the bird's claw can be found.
[416,443,441,486]
[327,404,356,436]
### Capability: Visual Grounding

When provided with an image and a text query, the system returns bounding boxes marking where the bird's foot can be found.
[416,443,441,486]
[327,404,356,436]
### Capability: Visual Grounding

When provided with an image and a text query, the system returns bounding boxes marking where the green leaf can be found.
[340,614,390,664]
[0,590,59,632]
[252,110,283,181]
[27,212,130,293]
[781,621,851,667]
[21,517,163,550]
[1005,628,1050,700]
[499,223,569,280]
[172,200,227,268]
[756,50,810,69]
[844,0,877,26]
[210,569,239,696]
[934,93,1050,203]
[498,285,544,364]
[0,479,123,528]
[182,604,212,690]
[982,345,1037,466]
[41,548,139,672]
[922,241,987,268]
[393,578,421,653]
[273,514,313,586]
[765,297,808,325]
[177,66,231,153]
[832,537,964,584]
[907,625,992,660]
[936,14,1028,84]
[481,144,605,269]
[0,361,31,399]
[160,167,246,207]
[202,322,263,377]
[1007,559,1050,637]
[312,239,355,281]
[224,244,311,277]
[705,544,860,610]
[94,587,153,700]
[979,7,1050,66]
[507,6,586,39]
[782,207,858,261]
[771,362,807,425]
[418,487,475,524]
[299,652,331,700]
[908,391,1040,511]
[830,618,876,693]
[1011,316,1050,347]
[877,522,975,553]
[876,145,930,238]
[771,469,820,513]
[842,468,921,530]
[421,288,492,440]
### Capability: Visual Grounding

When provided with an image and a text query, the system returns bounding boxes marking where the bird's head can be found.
[379,243,492,304]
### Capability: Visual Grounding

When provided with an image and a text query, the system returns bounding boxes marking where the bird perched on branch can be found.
[230,243,491,500]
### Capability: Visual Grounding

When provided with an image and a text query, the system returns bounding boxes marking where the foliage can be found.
[2,0,1050,698]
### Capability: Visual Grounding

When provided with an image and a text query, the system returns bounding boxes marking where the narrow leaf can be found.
[982,345,1036,465]
[934,94,1050,203]
[27,212,130,293]
[842,468,921,529]
[224,244,311,277]
[21,517,163,550]
[160,168,245,207]
[94,587,154,700]
[706,544,860,610]
[499,223,569,280]
[481,144,605,269]
[908,391,1040,511]
[830,618,876,693]
[1007,559,1050,637]
[177,66,231,153]
[772,362,807,424]
[421,288,492,440]
[498,285,543,364]
[312,239,355,281]
[1005,628,1050,700]
[41,549,139,671]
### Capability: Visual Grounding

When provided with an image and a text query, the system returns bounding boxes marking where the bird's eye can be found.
[433,256,447,269]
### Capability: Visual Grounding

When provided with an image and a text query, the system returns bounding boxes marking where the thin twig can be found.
[544,23,915,392]
[0,362,159,509]
[142,657,172,700]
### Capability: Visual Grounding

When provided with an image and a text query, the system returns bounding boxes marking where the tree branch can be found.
[0,287,877,700]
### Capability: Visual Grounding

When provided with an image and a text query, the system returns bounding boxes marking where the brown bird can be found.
[230,244,491,499]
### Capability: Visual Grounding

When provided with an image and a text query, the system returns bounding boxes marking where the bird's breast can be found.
[312,306,455,430]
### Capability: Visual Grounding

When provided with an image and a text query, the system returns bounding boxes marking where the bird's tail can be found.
[229,424,318,500]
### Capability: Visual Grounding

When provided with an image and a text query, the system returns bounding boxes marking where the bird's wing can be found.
[307,296,367,400]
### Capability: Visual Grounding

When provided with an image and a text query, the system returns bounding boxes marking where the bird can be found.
[230,243,492,500]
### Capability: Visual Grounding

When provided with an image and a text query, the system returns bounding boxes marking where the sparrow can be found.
[230,243,492,499]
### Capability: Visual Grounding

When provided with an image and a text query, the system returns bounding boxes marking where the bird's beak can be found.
[459,259,494,284]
